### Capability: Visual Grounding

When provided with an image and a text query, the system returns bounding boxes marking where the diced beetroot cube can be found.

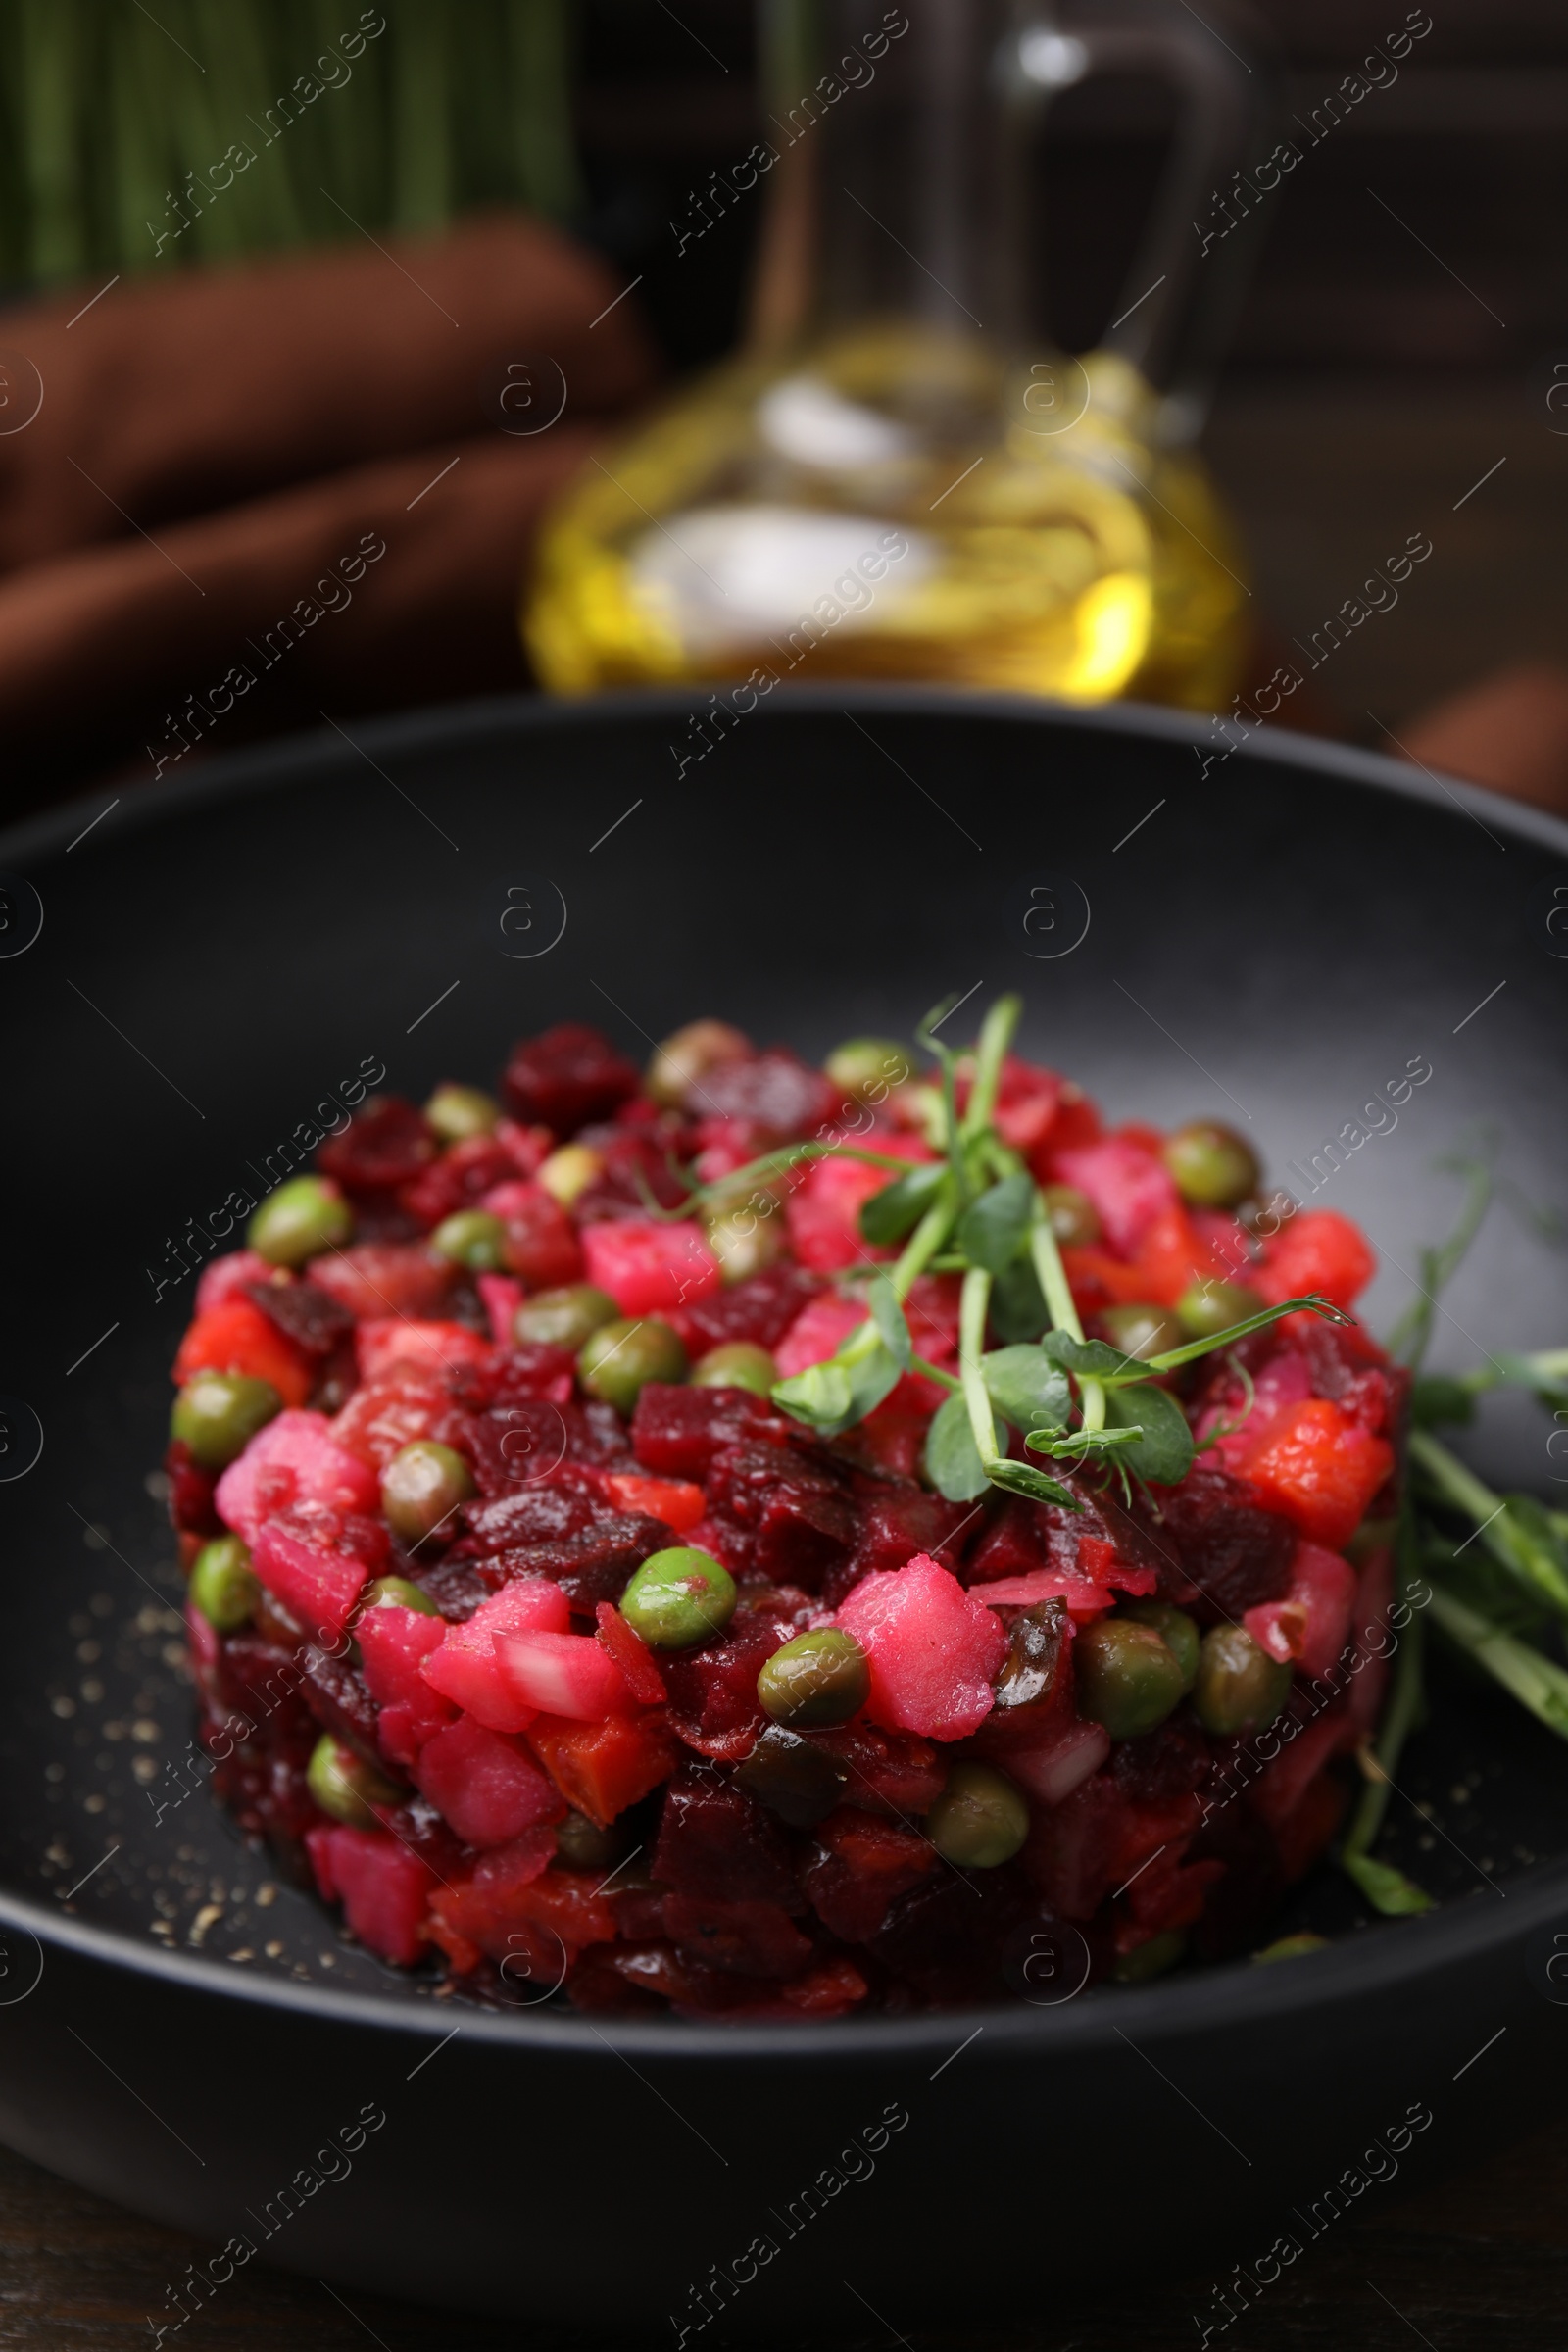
[249,1279,354,1361]
[400,1135,518,1230]
[1025,1780,1201,1922]
[308,1825,435,1967]
[497,1629,634,1721]
[252,1514,374,1642]
[679,1263,822,1355]
[774,1292,866,1377]
[1245,1540,1357,1676]
[1053,1137,1179,1256]
[581,1219,720,1317]
[662,1605,793,1761]
[502,1022,641,1136]
[629,1385,791,1479]
[786,1147,925,1271]
[421,1578,570,1731]
[358,1604,456,1768]
[805,1808,937,1942]
[494,1117,553,1176]
[318,1096,438,1196]
[488,1347,580,1408]
[1146,1463,1298,1620]
[431,1857,614,1974]
[421,1826,559,1973]
[414,1715,565,1848]
[215,1409,379,1544]
[987,1054,1064,1153]
[807,1721,949,1817]
[754,1480,860,1593]
[842,1487,971,1590]
[595,1601,666,1705]
[662,1893,814,1981]
[834,1553,1007,1740]
[195,1250,272,1314]
[165,1439,221,1538]
[688,1050,839,1140]
[356,1318,493,1385]
[476,1273,524,1348]
[602,1470,706,1532]
[309,1242,454,1322]
[527,1711,682,1829]
[653,1763,798,1903]
[476,1182,584,1289]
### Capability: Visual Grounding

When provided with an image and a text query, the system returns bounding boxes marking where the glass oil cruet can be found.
[524,0,1272,710]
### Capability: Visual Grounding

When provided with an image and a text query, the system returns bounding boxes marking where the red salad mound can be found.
[165,1020,1404,2017]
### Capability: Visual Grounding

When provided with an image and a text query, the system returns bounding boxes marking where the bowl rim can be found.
[7,683,1566,2062]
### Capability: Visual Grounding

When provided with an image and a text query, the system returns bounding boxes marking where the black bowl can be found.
[1,689,1565,2334]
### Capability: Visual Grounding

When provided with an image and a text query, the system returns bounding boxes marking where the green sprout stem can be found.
[1428,1586,1568,1738]
[959,993,1021,1146]
[958,1266,1001,1468]
[1410,1428,1568,1620]
[1028,1210,1104,1431]
[1340,1502,1430,1891]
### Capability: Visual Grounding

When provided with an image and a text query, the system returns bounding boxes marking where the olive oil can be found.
[525,0,1258,711]
[524,334,1245,709]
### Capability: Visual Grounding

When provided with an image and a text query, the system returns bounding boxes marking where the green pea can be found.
[1101,1302,1183,1362]
[823,1037,909,1103]
[704,1205,785,1286]
[1041,1183,1102,1249]
[360,1574,440,1616]
[1112,1929,1187,1984]
[577,1317,686,1415]
[430,1208,508,1271]
[757,1629,869,1730]
[1075,1617,1187,1740]
[646,1019,751,1108]
[188,1535,259,1632]
[380,1440,474,1545]
[1174,1280,1265,1342]
[618,1546,735,1649]
[691,1342,778,1396]
[927,1761,1030,1869]
[172,1372,283,1470]
[1121,1601,1200,1693]
[553,1810,624,1872]
[1163,1121,1260,1210]
[424,1082,499,1142]
[306,1734,401,1829]
[247,1175,353,1267]
[1193,1624,1291,1737]
[514,1284,618,1350]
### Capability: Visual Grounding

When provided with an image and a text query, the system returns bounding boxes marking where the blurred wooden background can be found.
[575,0,1568,737]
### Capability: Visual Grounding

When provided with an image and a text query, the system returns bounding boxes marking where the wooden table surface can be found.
[8,372,1566,2350]
[1,2116,1562,2350]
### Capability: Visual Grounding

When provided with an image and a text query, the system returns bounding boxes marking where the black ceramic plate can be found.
[2,689,1566,2334]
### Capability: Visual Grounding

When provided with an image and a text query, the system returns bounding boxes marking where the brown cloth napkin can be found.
[0,212,656,806]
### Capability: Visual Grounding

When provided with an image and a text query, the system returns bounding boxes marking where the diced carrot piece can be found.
[173,1298,312,1407]
[1237,1397,1394,1550]
[527,1710,682,1828]
[603,1471,707,1532]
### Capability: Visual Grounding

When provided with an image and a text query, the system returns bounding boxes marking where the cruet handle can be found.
[1008,0,1280,438]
